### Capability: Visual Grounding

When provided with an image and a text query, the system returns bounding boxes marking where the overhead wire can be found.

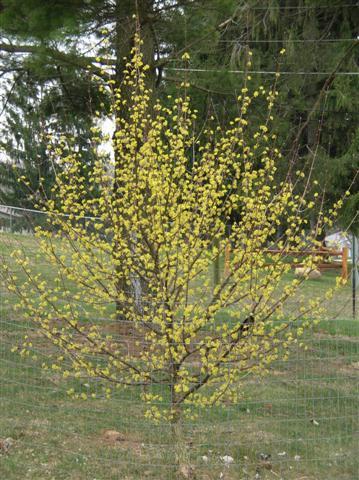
[217,38,358,43]
[236,2,359,10]
[164,66,359,76]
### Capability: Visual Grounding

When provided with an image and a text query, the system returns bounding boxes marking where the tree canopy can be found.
[0,0,358,230]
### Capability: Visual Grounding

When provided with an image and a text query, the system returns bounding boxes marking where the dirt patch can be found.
[314,332,359,343]
[100,429,142,455]
[338,361,359,375]
[269,369,287,377]
[103,429,125,443]
[0,437,14,454]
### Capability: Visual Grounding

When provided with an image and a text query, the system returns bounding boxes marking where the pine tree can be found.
[209,1,359,231]
[0,1,357,230]
[0,0,237,205]
[0,79,54,207]
[0,73,100,207]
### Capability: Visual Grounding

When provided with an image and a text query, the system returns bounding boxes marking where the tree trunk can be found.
[112,0,156,333]
[170,401,193,479]
[170,360,194,479]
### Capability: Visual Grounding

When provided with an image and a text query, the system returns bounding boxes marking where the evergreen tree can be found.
[0,79,54,207]
[208,1,359,231]
[0,1,357,231]
[0,74,99,207]
[0,0,237,206]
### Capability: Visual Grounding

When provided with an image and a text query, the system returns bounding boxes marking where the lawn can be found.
[0,232,358,479]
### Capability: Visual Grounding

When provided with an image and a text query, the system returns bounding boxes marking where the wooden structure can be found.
[223,245,349,281]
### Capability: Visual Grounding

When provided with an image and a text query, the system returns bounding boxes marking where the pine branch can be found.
[0,42,113,79]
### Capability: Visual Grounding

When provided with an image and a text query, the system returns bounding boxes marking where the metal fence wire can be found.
[0,206,358,480]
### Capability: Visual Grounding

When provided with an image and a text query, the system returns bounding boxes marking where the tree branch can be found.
[0,42,113,79]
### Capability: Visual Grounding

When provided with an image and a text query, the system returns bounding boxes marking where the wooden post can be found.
[224,241,231,277]
[213,238,220,288]
[352,235,357,319]
[342,247,348,281]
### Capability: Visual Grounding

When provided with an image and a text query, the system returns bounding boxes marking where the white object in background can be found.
[325,231,352,258]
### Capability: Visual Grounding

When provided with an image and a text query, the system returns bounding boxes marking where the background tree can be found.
[196,1,359,231]
[0,0,233,205]
[0,79,53,207]
[0,0,357,230]
[0,71,101,207]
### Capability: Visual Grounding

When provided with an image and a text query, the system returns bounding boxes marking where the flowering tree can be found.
[4,38,342,430]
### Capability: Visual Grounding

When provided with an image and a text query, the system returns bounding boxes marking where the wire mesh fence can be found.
[0,206,358,480]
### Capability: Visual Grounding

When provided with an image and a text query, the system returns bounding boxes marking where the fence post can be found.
[213,238,220,288]
[342,247,348,281]
[224,241,231,277]
[352,235,358,319]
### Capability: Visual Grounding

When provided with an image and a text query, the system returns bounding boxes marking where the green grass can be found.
[0,232,358,479]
